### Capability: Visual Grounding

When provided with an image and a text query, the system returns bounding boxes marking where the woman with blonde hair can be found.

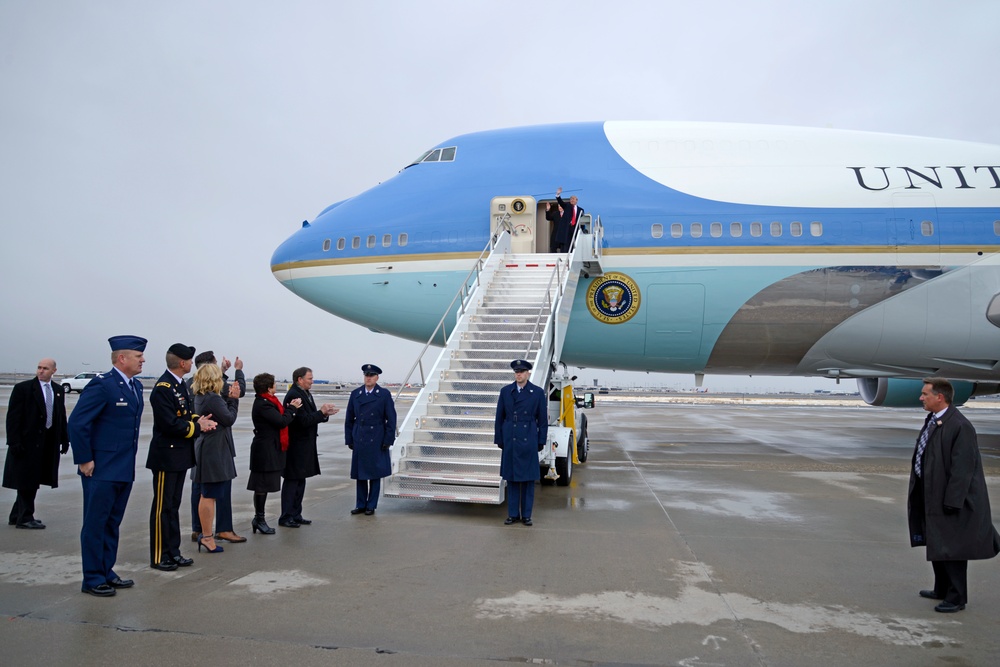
[191,363,240,554]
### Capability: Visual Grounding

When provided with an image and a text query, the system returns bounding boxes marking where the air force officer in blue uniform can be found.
[344,364,396,515]
[68,335,147,597]
[494,359,548,526]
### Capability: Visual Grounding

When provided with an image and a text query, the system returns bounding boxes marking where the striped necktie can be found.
[914,417,937,477]
[43,383,53,429]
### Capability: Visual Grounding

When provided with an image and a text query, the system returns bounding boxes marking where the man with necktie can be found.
[554,186,584,253]
[907,377,1000,612]
[4,358,69,529]
[494,359,548,526]
[146,343,216,571]
[345,364,395,516]
[68,336,147,596]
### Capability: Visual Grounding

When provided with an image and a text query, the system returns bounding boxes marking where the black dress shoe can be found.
[16,520,46,529]
[293,517,312,525]
[521,517,533,526]
[350,508,366,515]
[919,589,944,600]
[504,517,519,525]
[172,555,193,567]
[108,577,134,589]
[278,518,300,528]
[150,559,178,571]
[934,601,965,613]
[364,509,375,516]
[82,583,116,597]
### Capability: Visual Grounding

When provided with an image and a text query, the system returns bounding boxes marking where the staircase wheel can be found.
[577,415,589,463]
[556,433,573,486]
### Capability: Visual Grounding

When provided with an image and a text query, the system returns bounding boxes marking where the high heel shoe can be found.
[197,534,223,554]
[251,516,275,535]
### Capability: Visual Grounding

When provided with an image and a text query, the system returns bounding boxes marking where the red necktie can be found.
[571,207,577,225]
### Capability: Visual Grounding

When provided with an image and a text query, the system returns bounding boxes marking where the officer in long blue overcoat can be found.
[494,359,548,526]
[344,364,396,515]
[68,335,147,597]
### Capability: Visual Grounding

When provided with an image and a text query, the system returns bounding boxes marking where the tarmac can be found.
[2,385,1000,666]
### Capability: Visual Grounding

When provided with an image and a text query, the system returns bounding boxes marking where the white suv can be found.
[61,372,100,393]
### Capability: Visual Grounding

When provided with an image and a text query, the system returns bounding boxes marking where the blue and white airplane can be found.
[271,121,1000,406]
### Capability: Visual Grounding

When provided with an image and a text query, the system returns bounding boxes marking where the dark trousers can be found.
[150,470,185,564]
[191,480,234,534]
[280,478,306,521]
[932,560,969,605]
[9,485,39,525]
[80,476,132,589]
[506,480,535,519]
[356,479,381,510]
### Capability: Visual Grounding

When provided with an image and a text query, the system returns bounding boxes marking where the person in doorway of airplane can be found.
[554,187,584,253]
[543,200,562,252]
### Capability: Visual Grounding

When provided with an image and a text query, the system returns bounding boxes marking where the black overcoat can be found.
[249,394,297,474]
[907,406,1000,561]
[3,378,69,489]
[193,392,238,484]
[344,384,395,480]
[283,383,327,479]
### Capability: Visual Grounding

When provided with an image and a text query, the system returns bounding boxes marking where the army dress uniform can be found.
[146,356,202,569]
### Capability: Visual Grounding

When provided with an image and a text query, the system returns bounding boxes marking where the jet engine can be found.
[857,377,999,407]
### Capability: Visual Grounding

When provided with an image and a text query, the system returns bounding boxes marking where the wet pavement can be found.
[2,387,1000,666]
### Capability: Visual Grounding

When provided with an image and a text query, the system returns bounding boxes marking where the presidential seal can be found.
[586,272,640,324]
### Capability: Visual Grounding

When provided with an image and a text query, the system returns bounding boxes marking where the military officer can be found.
[494,359,548,526]
[344,364,396,515]
[68,335,147,597]
[146,343,216,571]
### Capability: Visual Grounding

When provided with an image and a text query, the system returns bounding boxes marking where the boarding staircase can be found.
[382,217,603,504]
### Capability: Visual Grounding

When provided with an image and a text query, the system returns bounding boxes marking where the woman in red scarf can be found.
[247,373,301,535]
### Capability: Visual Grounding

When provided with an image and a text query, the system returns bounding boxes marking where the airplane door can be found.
[891,193,940,266]
[491,196,536,253]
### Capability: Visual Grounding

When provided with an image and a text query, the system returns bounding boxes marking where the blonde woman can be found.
[191,364,240,554]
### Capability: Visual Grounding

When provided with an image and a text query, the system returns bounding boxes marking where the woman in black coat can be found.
[191,363,240,553]
[247,373,301,535]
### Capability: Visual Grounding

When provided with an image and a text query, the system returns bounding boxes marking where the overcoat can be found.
[249,394,296,474]
[68,369,144,482]
[907,406,1000,561]
[554,195,585,250]
[344,384,396,480]
[494,381,548,482]
[283,383,327,479]
[145,370,200,472]
[4,378,68,489]
[193,392,239,484]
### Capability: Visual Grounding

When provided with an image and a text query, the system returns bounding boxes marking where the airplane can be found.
[271,121,1000,408]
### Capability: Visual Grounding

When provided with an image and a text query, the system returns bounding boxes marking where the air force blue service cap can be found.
[167,343,196,361]
[108,335,147,352]
[362,364,382,376]
[511,359,532,371]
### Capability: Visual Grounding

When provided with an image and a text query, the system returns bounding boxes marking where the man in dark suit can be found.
[908,377,1000,613]
[494,359,548,526]
[68,335,147,597]
[4,358,70,529]
[280,366,339,527]
[344,364,396,516]
[554,186,584,253]
[146,343,216,571]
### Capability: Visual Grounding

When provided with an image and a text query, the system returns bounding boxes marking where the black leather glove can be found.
[381,444,389,451]
[347,444,354,450]
[537,444,545,452]
[60,444,70,454]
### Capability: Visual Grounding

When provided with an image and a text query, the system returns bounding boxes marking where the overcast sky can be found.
[2,1,998,391]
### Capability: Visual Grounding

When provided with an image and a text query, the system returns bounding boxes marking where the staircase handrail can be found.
[523,258,564,359]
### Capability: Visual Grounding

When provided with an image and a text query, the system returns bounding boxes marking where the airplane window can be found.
[671,223,682,239]
[730,222,743,238]
[337,238,346,250]
[440,147,456,161]
[810,221,822,237]
[770,221,782,237]
[750,222,762,237]
[352,236,360,249]
[423,149,442,163]
[921,221,934,236]
[988,294,1000,328]
[651,223,663,238]
[710,222,722,238]
[995,220,1000,236]
[691,223,702,238]
[322,238,331,252]
[790,221,802,237]
[367,235,376,248]
[398,233,408,247]
[408,150,433,167]
[382,234,391,247]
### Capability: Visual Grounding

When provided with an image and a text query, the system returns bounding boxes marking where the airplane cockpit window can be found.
[710,222,723,238]
[422,149,442,162]
[809,221,822,237]
[730,222,743,238]
[770,221,782,237]
[691,223,703,238]
[440,147,456,161]
[337,238,346,250]
[382,234,391,247]
[405,146,457,168]
[322,238,331,251]
[790,221,803,237]
[920,221,934,236]
[750,222,763,237]
[988,294,1000,328]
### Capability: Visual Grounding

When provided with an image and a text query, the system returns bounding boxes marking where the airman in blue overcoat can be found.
[494,359,548,525]
[344,364,396,515]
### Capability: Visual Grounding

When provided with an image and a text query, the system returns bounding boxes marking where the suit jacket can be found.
[283,383,327,479]
[145,370,200,472]
[68,369,144,483]
[907,406,1000,561]
[344,384,396,480]
[494,381,547,482]
[3,378,69,489]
